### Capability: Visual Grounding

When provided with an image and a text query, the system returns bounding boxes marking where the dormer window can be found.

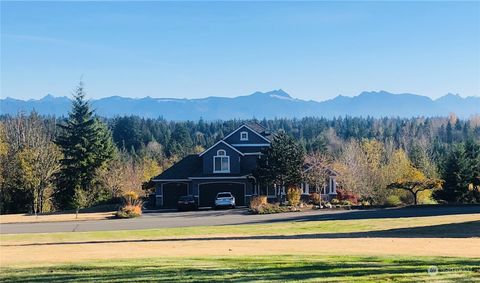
[240,131,248,141]
[214,150,230,173]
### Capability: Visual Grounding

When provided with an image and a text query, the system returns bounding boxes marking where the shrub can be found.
[286,186,301,207]
[123,191,141,206]
[330,198,340,205]
[116,204,142,218]
[336,189,358,204]
[417,190,437,205]
[116,191,143,218]
[309,193,321,205]
[361,200,371,206]
[340,200,351,206]
[384,195,402,207]
[250,195,267,208]
[250,203,295,214]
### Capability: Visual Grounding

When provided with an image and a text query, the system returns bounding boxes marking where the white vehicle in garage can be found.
[214,192,236,209]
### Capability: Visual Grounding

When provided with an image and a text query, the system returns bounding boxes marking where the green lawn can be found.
[2,214,478,282]
[1,255,479,282]
[2,214,478,244]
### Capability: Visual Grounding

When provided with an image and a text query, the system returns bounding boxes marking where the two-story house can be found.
[152,123,337,208]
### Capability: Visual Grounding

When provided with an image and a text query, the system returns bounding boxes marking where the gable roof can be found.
[152,154,252,180]
[245,122,267,135]
[152,155,201,180]
[198,140,244,157]
[222,124,271,143]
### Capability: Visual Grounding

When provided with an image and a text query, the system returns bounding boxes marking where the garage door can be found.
[162,183,188,208]
[198,182,245,207]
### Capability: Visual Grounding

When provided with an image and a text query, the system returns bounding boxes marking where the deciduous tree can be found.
[387,174,443,205]
[303,151,333,195]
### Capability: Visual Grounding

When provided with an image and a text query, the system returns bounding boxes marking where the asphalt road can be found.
[1,205,479,234]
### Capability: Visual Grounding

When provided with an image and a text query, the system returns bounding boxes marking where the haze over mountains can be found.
[1,90,479,120]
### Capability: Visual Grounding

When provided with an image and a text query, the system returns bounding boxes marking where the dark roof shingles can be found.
[154,155,201,180]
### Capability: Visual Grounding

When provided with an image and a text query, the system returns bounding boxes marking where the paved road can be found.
[1,205,479,234]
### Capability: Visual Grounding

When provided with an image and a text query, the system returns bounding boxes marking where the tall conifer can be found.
[55,82,115,209]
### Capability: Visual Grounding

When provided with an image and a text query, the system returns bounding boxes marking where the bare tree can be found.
[303,151,333,195]
[336,139,389,204]
[3,113,61,214]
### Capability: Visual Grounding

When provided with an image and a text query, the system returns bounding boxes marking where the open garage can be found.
[162,182,188,208]
[198,182,246,208]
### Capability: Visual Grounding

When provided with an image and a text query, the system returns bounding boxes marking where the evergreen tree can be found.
[435,144,471,203]
[446,121,453,144]
[169,124,193,157]
[112,116,144,151]
[55,83,115,209]
[464,139,480,202]
[254,131,304,202]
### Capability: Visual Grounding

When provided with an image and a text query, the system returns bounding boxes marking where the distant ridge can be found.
[1,90,479,120]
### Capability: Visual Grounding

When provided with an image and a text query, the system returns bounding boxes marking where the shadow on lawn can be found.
[246,205,480,224]
[5,220,479,247]
[2,256,479,283]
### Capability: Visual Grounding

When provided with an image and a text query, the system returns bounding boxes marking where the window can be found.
[214,150,230,173]
[240,131,248,141]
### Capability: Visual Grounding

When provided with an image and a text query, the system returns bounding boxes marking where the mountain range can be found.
[1,90,479,120]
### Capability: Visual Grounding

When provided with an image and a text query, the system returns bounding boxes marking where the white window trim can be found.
[213,152,230,173]
[231,143,270,147]
[267,184,277,197]
[223,124,271,143]
[240,131,249,141]
[301,183,309,195]
[199,140,244,157]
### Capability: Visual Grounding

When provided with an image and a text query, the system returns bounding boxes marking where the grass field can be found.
[1,255,479,282]
[1,212,479,282]
[2,213,478,244]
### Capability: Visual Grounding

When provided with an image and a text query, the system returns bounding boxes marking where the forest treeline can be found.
[1,85,479,214]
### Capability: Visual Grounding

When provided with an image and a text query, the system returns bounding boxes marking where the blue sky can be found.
[1,1,479,100]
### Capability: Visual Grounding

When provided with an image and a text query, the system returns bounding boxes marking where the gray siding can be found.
[223,126,269,145]
[241,155,259,173]
[202,142,241,174]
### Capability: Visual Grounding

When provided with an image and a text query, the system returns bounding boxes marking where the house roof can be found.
[245,122,267,135]
[246,122,273,141]
[153,123,272,181]
[198,140,244,157]
[152,155,202,180]
[222,124,272,143]
[153,154,252,181]
[236,146,267,154]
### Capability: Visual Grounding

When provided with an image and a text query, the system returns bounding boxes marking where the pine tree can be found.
[446,121,453,144]
[436,144,470,203]
[254,131,304,202]
[464,139,480,202]
[55,83,115,209]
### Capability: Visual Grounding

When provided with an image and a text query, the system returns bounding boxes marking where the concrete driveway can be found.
[1,205,479,234]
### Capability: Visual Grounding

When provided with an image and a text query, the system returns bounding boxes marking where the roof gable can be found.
[198,140,244,157]
[222,124,271,143]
